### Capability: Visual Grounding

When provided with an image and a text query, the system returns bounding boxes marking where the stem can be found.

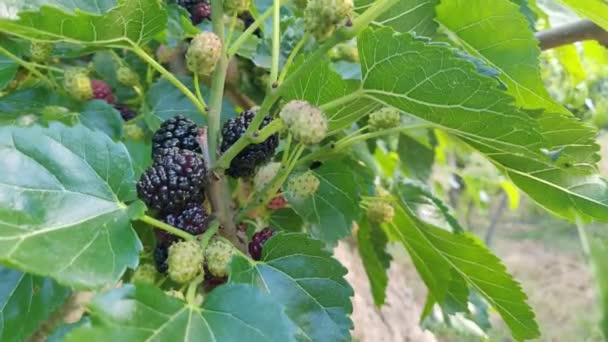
[269,0,281,88]
[319,89,364,112]
[127,42,207,116]
[215,119,284,169]
[208,0,242,250]
[278,33,309,84]
[186,274,204,304]
[199,220,220,251]
[228,4,279,56]
[30,63,63,73]
[0,45,54,86]
[281,133,292,164]
[535,19,608,50]
[225,12,239,49]
[299,123,431,165]
[194,74,205,105]
[139,215,195,241]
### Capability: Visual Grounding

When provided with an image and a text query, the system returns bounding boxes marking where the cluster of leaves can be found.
[0,0,607,341]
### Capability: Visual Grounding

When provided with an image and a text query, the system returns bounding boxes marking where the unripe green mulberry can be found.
[204,237,237,278]
[287,171,320,198]
[131,264,158,284]
[124,124,145,141]
[117,66,140,87]
[30,41,53,62]
[293,0,307,9]
[63,67,92,101]
[367,201,394,224]
[253,162,282,191]
[369,107,400,131]
[224,0,251,14]
[329,43,359,62]
[167,240,204,284]
[279,100,328,145]
[304,0,353,41]
[165,289,185,301]
[186,32,222,76]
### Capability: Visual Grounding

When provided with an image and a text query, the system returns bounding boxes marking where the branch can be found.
[536,19,608,50]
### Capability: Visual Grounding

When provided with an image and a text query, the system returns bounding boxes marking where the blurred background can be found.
[341,0,608,341]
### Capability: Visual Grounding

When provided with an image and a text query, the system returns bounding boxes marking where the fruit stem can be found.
[298,123,432,165]
[269,0,281,89]
[278,33,310,84]
[199,219,220,251]
[214,118,284,170]
[237,144,304,221]
[193,74,205,106]
[186,274,205,304]
[319,89,364,112]
[127,41,208,117]
[139,215,195,241]
[225,12,240,50]
[227,2,283,57]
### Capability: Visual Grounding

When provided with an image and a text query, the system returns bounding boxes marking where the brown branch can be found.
[536,19,608,50]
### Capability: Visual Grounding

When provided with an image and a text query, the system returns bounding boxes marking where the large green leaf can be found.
[79,100,124,140]
[436,0,566,113]
[397,131,435,181]
[286,160,361,245]
[65,283,297,341]
[355,0,439,37]
[559,0,608,31]
[0,266,71,342]
[283,57,379,132]
[0,123,140,288]
[15,0,118,15]
[0,0,167,46]
[391,189,539,340]
[145,77,206,128]
[358,27,608,222]
[357,219,391,306]
[231,233,353,342]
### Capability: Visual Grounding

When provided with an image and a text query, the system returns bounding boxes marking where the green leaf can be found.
[79,100,124,140]
[231,233,353,342]
[392,189,540,340]
[0,266,71,342]
[0,0,167,46]
[0,123,140,288]
[124,139,152,179]
[400,179,464,233]
[16,0,118,15]
[580,225,608,339]
[65,283,297,341]
[397,131,435,181]
[436,0,566,113]
[283,57,379,132]
[559,0,608,31]
[145,77,206,128]
[355,0,439,37]
[268,207,304,232]
[0,38,20,91]
[357,219,391,306]
[286,160,361,245]
[48,316,91,342]
[358,27,608,222]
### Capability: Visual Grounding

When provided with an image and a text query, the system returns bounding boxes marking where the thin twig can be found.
[536,19,608,50]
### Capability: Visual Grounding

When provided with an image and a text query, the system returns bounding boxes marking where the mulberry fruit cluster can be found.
[280,100,328,145]
[369,107,400,131]
[220,109,279,178]
[137,147,206,213]
[366,201,395,224]
[186,31,222,76]
[304,0,353,41]
[64,67,92,101]
[287,171,320,198]
[137,116,211,274]
[248,228,276,260]
[152,115,202,157]
[91,79,115,104]
[204,237,237,277]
